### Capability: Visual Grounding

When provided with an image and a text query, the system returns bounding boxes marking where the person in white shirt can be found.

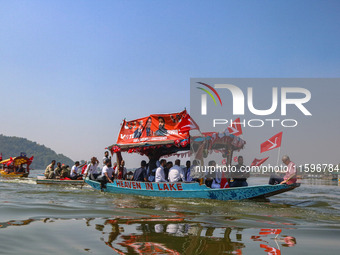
[70,161,80,180]
[155,159,167,182]
[101,160,114,183]
[168,159,185,182]
[84,157,100,180]
[98,159,114,190]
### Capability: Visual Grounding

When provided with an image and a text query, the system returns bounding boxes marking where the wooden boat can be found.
[0,155,33,178]
[36,174,85,185]
[85,178,300,201]
[87,110,300,200]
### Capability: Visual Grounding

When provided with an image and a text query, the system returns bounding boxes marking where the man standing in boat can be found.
[229,156,250,187]
[103,151,111,166]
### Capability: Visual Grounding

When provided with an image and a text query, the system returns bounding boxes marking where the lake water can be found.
[1,171,339,254]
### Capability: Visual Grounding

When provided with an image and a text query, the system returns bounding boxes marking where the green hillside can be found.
[0,134,74,169]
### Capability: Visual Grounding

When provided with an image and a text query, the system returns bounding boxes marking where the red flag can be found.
[259,229,282,235]
[227,118,243,136]
[177,114,200,132]
[260,132,283,153]
[220,171,230,188]
[260,244,281,255]
[81,164,87,174]
[251,157,269,167]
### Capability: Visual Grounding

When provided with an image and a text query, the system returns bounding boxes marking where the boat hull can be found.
[85,179,300,201]
[0,170,29,178]
[36,179,85,185]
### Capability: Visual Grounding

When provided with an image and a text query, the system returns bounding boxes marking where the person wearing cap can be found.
[84,157,100,180]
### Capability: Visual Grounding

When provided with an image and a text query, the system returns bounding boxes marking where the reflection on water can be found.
[1,217,299,255]
[0,175,339,254]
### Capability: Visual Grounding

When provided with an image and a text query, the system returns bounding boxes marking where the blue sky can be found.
[0,0,339,167]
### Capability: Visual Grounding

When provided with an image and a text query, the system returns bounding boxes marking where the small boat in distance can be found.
[0,155,33,178]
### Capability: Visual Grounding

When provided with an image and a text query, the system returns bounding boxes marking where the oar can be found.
[80,178,86,189]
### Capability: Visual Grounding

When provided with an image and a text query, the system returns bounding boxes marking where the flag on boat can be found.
[260,132,283,153]
[227,118,243,136]
[251,157,269,166]
[177,113,200,132]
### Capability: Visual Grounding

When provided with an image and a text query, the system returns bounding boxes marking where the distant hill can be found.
[0,134,74,169]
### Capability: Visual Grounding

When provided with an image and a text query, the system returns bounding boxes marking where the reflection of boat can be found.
[100,217,245,255]
[36,174,86,185]
[85,179,300,201]
[0,156,33,178]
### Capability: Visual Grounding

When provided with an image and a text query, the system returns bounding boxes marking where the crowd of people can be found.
[44,151,297,188]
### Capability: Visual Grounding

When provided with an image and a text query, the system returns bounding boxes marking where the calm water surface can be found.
[1,171,339,255]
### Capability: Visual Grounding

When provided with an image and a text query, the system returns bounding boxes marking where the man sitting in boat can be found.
[132,160,148,182]
[60,165,70,178]
[70,161,82,180]
[164,161,172,181]
[229,156,250,187]
[96,159,114,189]
[115,160,127,180]
[183,160,191,182]
[100,159,114,183]
[205,161,216,188]
[54,162,62,178]
[168,159,185,182]
[44,160,56,179]
[155,159,167,182]
[269,155,297,185]
[83,157,100,180]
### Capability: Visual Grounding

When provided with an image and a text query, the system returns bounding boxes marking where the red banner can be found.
[260,132,283,153]
[116,110,190,145]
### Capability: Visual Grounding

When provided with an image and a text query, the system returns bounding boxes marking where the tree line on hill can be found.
[0,134,74,170]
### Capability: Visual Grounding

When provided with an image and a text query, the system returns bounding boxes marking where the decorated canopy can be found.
[0,156,34,167]
[108,110,246,160]
[109,110,191,158]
